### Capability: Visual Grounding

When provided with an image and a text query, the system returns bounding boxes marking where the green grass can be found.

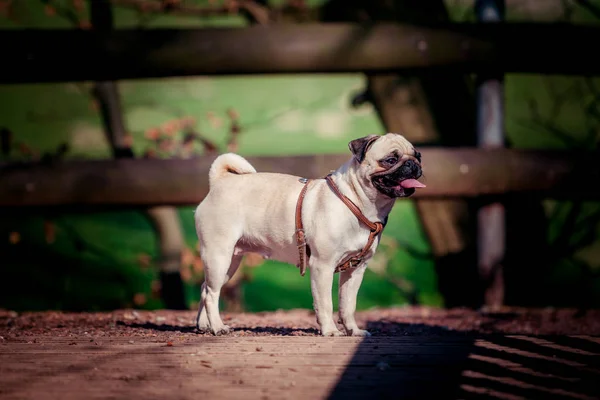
[243,260,410,313]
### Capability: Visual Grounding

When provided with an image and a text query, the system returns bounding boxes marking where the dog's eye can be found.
[383,157,397,165]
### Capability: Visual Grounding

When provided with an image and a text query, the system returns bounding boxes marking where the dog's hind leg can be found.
[203,249,243,335]
[196,253,242,333]
[195,281,209,332]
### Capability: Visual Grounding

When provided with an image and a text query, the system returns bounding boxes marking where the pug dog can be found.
[194,133,425,336]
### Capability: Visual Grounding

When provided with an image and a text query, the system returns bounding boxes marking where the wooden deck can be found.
[1,309,599,399]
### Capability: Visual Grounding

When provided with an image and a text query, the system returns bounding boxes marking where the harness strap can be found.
[295,178,312,276]
[294,175,384,276]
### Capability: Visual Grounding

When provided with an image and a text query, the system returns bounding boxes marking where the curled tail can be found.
[208,153,257,187]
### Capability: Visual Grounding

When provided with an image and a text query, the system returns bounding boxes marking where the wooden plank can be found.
[2,334,599,400]
[1,23,599,84]
[0,149,599,207]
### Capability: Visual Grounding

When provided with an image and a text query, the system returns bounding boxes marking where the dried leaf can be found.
[18,143,31,156]
[122,134,134,148]
[224,0,239,14]
[192,256,204,273]
[44,4,56,16]
[181,116,196,129]
[133,292,147,306]
[78,19,91,30]
[158,138,175,152]
[150,280,162,299]
[0,2,10,17]
[181,247,194,267]
[44,220,56,244]
[72,0,84,11]
[137,253,152,268]
[143,148,157,159]
[8,231,20,244]
[206,111,222,128]
[227,107,239,120]
[162,121,179,136]
[145,128,160,141]
[180,266,193,282]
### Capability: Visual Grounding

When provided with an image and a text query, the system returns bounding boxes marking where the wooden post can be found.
[476,0,506,309]
[90,0,187,310]
[94,83,134,159]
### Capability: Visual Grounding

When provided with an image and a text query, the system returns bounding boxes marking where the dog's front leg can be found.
[310,262,343,336]
[338,264,371,337]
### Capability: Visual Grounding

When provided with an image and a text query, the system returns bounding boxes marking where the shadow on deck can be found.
[329,321,600,399]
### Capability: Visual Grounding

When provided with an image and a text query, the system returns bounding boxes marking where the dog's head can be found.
[348,133,425,198]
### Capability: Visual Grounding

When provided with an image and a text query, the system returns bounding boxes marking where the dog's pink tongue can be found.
[400,179,426,189]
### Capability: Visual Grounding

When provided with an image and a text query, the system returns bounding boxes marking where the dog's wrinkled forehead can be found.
[366,133,415,160]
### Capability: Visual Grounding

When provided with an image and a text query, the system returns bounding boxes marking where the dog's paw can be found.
[348,329,371,337]
[321,329,343,337]
[211,325,231,336]
[196,326,210,334]
[196,322,211,333]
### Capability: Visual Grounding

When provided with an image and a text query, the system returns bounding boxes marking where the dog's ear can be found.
[348,135,379,163]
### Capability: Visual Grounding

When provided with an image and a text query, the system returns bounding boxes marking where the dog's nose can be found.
[403,159,421,176]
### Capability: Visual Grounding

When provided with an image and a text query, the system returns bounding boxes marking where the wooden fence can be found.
[1,17,599,309]
[1,22,599,205]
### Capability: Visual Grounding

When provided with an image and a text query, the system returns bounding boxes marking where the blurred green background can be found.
[1,0,599,312]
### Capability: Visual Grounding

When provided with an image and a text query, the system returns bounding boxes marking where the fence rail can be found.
[1,148,598,207]
[1,23,598,84]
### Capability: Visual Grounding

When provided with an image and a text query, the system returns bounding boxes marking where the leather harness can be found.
[294,174,384,277]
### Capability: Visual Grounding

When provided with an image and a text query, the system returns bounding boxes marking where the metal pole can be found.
[475,0,505,309]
